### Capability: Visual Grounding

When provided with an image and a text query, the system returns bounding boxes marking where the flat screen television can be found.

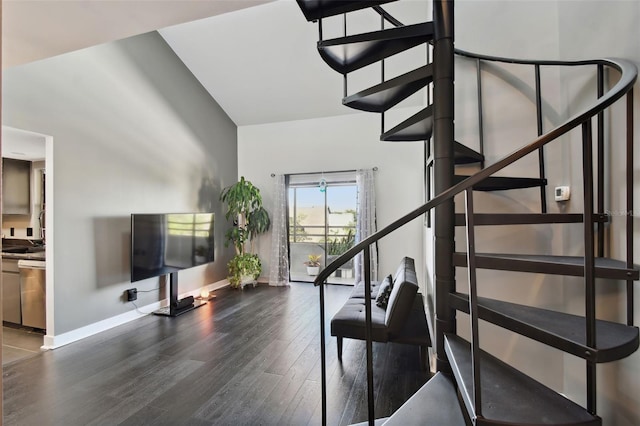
[131,213,215,283]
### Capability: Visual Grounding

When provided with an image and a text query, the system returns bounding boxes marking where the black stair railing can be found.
[452,49,614,216]
[626,89,635,326]
[312,55,636,425]
[298,1,637,424]
[464,188,482,417]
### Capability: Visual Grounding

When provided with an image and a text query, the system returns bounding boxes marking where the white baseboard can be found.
[42,279,229,350]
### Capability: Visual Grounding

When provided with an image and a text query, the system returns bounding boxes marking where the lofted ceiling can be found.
[3,0,430,127]
[159,0,347,126]
[159,0,430,126]
[2,0,273,69]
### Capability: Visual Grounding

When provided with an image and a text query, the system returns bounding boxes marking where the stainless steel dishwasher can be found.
[18,259,46,329]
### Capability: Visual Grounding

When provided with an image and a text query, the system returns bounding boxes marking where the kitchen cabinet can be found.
[2,259,22,323]
[2,158,31,215]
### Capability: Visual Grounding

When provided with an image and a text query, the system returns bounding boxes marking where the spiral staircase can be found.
[296,1,638,425]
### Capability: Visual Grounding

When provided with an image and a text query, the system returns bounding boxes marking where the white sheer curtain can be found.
[354,169,378,284]
[269,174,289,287]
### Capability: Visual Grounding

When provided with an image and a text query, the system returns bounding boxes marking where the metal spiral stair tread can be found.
[445,334,601,426]
[453,213,608,226]
[296,0,395,21]
[343,64,433,112]
[380,105,433,141]
[382,372,466,425]
[453,252,640,280]
[317,22,435,74]
[454,174,547,191]
[450,293,640,363]
[453,141,484,164]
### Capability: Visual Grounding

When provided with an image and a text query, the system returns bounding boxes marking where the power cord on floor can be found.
[128,287,160,315]
[130,300,154,315]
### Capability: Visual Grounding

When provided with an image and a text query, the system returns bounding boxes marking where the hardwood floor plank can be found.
[278,379,322,425]
[250,333,322,425]
[338,341,391,425]
[265,313,318,376]
[3,283,429,425]
[115,403,168,426]
[213,372,282,425]
[89,396,167,426]
[192,338,288,421]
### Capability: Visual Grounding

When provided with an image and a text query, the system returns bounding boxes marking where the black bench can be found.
[330,257,431,370]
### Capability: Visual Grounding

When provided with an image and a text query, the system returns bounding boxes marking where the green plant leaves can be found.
[220,177,270,285]
[220,176,270,255]
[247,206,271,240]
[220,176,263,221]
[227,253,261,287]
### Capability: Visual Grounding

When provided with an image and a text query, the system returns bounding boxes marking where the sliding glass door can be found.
[288,172,357,285]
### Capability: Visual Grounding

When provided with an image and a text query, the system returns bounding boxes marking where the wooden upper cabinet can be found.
[2,158,31,215]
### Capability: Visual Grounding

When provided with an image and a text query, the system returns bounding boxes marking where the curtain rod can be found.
[270,167,378,177]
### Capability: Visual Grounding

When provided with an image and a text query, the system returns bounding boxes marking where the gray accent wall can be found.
[3,31,237,334]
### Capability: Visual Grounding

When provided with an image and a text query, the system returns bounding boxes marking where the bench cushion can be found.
[349,280,383,299]
[331,299,389,341]
[390,293,431,345]
[331,257,422,345]
[385,257,418,336]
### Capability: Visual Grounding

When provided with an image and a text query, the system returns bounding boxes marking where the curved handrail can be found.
[372,5,404,27]
[314,56,637,286]
[372,6,628,69]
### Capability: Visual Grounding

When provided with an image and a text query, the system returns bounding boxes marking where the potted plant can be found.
[220,177,271,288]
[227,253,261,288]
[327,229,355,277]
[304,254,322,276]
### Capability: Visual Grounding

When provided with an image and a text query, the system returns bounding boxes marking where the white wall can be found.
[555,2,640,424]
[453,1,640,424]
[238,109,425,288]
[3,31,238,336]
[451,0,567,392]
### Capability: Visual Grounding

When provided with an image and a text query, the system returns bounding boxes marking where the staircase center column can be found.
[432,0,456,373]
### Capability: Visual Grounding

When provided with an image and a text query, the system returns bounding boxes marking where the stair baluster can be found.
[464,188,482,420]
[476,58,485,168]
[596,65,605,257]
[626,89,635,326]
[582,119,597,413]
[534,64,548,213]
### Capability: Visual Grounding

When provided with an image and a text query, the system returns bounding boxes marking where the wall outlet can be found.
[126,288,137,302]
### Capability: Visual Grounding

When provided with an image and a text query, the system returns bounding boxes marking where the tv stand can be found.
[153,272,208,317]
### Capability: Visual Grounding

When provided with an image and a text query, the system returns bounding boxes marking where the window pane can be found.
[288,175,357,285]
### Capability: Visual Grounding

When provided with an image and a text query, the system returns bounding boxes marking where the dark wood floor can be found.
[3,283,430,425]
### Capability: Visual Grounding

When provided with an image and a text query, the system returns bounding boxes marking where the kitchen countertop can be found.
[2,251,46,261]
[2,252,46,261]
[2,239,46,262]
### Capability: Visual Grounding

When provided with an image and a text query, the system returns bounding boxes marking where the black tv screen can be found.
[131,213,215,282]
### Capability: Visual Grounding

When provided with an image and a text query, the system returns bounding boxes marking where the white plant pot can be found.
[241,275,255,284]
[307,266,320,276]
[239,274,257,290]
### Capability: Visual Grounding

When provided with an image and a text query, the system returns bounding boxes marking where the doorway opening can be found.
[1,126,53,362]
[287,171,356,285]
